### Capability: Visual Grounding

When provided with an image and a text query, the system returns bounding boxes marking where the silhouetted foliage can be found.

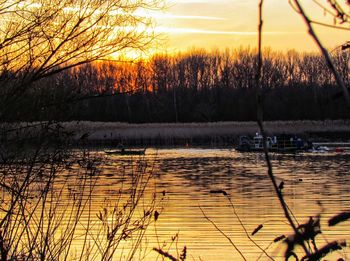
[10,48,349,123]
[0,0,163,122]
[328,211,350,227]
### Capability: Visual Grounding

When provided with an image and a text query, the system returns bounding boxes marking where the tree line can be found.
[8,48,350,122]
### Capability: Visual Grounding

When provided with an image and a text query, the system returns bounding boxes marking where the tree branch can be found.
[293,0,350,109]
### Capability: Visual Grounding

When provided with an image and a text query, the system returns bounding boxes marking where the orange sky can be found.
[151,0,349,54]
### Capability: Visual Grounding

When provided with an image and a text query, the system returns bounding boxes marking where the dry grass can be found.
[2,120,349,147]
[63,120,350,141]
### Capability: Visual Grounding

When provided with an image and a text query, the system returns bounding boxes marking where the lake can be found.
[68,148,350,261]
[6,148,347,260]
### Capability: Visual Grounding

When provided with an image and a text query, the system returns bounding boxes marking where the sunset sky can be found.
[152,0,349,53]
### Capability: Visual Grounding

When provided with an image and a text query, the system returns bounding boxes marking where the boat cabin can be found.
[253,134,275,149]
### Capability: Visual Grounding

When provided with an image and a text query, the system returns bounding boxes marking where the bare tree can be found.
[0,0,163,120]
[290,0,350,108]
[0,2,165,258]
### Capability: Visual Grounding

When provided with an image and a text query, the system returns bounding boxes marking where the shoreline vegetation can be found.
[62,120,350,147]
[8,48,350,123]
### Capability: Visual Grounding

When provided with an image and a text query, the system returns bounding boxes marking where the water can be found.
[7,148,348,260]
[86,148,350,260]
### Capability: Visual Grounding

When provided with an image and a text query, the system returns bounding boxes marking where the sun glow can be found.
[8,0,348,61]
[146,0,350,55]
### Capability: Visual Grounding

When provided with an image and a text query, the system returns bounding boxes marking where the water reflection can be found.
[95,148,350,260]
[5,148,345,260]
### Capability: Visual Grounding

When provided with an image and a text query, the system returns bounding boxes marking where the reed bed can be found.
[2,120,350,147]
[0,122,165,260]
[62,120,350,146]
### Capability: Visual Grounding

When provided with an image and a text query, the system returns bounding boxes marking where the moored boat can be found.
[105,148,146,155]
[236,133,310,153]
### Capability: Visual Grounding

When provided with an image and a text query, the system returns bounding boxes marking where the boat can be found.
[105,148,146,155]
[308,145,330,153]
[236,133,311,153]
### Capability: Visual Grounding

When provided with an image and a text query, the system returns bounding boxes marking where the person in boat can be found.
[296,138,304,149]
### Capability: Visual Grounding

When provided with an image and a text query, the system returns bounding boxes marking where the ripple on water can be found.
[48,148,350,260]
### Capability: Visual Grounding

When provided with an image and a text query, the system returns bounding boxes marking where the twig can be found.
[256,242,274,261]
[153,247,177,261]
[292,0,350,108]
[225,196,274,260]
[309,20,350,31]
[255,0,311,257]
[199,206,247,261]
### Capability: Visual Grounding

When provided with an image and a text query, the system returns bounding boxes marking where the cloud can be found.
[133,9,224,21]
[156,13,225,20]
[168,0,247,4]
[154,27,302,35]
[169,0,219,3]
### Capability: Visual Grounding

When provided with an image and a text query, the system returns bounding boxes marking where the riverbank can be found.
[65,120,350,147]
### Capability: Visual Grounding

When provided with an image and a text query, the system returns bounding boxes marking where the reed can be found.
[0,122,163,260]
[60,120,350,147]
[64,120,350,139]
[4,120,350,148]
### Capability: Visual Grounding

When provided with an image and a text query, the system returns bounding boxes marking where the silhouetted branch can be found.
[225,196,274,260]
[0,0,163,121]
[199,206,247,261]
[309,20,350,31]
[255,0,311,257]
[153,248,178,261]
[292,0,350,109]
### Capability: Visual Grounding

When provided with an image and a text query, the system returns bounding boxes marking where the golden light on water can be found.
[49,149,350,260]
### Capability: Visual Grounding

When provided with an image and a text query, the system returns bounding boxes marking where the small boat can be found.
[309,145,330,153]
[105,148,146,155]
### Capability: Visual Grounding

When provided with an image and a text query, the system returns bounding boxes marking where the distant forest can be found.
[12,48,350,122]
